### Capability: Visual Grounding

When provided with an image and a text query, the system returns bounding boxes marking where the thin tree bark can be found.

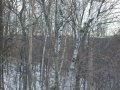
[41,31,48,90]
[28,27,33,90]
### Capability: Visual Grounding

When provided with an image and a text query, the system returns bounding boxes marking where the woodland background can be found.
[0,0,120,90]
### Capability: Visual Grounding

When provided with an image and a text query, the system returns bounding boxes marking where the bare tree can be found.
[1,0,120,90]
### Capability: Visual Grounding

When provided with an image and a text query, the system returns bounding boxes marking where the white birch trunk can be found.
[53,0,65,89]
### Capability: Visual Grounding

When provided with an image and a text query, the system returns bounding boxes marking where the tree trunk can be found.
[41,32,48,90]
[87,46,94,90]
[75,67,80,90]
[19,0,29,89]
[28,27,33,90]
[0,0,4,90]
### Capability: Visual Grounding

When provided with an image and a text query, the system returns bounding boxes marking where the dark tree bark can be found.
[19,0,29,90]
[0,0,4,90]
